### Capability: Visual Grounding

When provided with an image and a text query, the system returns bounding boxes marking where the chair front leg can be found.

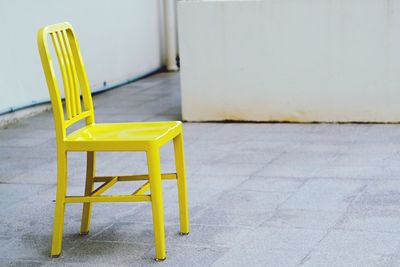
[173,133,189,234]
[51,150,68,257]
[80,151,96,235]
[147,146,166,261]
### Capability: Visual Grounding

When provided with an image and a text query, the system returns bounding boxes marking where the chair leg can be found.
[80,151,96,235]
[173,133,190,235]
[147,146,166,261]
[51,150,68,257]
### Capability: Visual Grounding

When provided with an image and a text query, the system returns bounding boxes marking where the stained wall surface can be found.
[0,0,165,114]
[179,0,400,122]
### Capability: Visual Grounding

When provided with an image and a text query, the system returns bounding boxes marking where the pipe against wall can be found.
[165,0,179,71]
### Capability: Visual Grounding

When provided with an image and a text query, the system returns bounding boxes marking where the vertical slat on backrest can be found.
[51,28,84,121]
[51,32,72,119]
[62,30,82,115]
[57,31,77,117]
[66,28,95,124]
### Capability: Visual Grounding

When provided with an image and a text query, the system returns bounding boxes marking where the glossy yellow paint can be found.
[37,22,189,261]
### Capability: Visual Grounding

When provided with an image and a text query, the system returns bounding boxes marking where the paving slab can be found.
[301,230,400,267]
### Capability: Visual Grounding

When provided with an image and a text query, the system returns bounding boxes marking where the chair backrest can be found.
[37,22,95,142]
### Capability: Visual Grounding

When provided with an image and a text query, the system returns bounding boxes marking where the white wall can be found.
[178,0,400,122]
[0,0,165,114]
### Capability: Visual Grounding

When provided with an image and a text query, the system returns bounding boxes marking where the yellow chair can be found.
[37,22,189,261]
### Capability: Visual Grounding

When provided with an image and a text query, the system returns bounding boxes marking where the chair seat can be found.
[65,121,182,151]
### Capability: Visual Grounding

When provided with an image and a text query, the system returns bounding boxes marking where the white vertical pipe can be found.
[164,0,179,71]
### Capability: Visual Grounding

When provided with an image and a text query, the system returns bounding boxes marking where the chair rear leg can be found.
[51,151,68,257]
[80,151,96,235]
[173,133,189,234]
[147,146,166,261]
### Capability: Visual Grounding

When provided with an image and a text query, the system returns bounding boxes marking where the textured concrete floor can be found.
[2,72,400,266]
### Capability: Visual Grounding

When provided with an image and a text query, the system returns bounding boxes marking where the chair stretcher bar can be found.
[65,195,151,203]
[93,173,177,183]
